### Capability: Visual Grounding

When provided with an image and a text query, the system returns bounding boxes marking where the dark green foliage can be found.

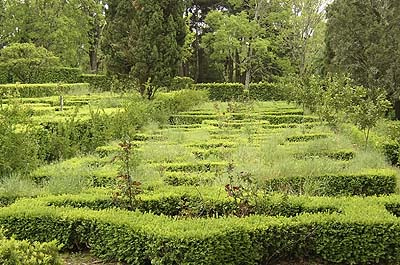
[163,172,216,186]
[194,83,245,101]
[168,76,195,91]
[293,149,355,161]
[263,115,318,125]
[0,66,82,84]
[382,142,400,166]
[102,0,186,99]
[286,133,329,142]
[80,74,112,91]
[248,82,286,101]
[0,83,89,98]
[265,169,397,196]
[326,0,400,118]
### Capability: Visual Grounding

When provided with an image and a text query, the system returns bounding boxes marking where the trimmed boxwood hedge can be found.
[80,74,112,91]
[265,169,397,196]
[2,195,400,264]
[248,82,286,101]
[194,83,244,101]
[293,149,355,161]
[0,83,89,98]
[0,66,81,84]
[286,133,330,142]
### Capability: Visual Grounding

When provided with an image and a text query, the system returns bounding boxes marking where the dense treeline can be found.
[0,0,400,117]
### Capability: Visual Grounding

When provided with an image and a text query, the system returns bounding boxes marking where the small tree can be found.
[349,87,391,147]
[112,139,142,210]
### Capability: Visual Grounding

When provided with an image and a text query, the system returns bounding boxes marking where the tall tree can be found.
[202,10,269,85]
[0,0,105,70]
[282,0,327,78]
[102,0,186,99]
[326,0,400,119]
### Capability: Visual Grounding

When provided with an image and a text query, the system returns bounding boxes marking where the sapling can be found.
[112,139,142,210]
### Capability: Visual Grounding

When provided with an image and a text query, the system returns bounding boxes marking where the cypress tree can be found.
[103,0,186,99]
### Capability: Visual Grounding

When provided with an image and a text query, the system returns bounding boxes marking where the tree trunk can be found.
[245,44,252,90]
[394,99,400,120]
[89,50,98,73]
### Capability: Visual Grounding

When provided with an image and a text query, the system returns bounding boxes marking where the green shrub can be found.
[168,76,195,91]
[0,43,61,84]
[3,195,400,264]
[263,115,318,125]
[0,236,62,265]
[169,114,217,125]
[0,105,40,177]
[293,149,355,161]
[0,83,89,98]
[382,141,400,166]
[159,161,228,173]
[163,172,216,186]
[80,74,112,91]
[32,67,82,84]
[248,82,286,101]
[194,83,244,101]
[264,169,397,196]
[286,133,330,142]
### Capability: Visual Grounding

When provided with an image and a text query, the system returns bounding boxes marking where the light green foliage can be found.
[0,104,39,177]
[202,10,268,84]
[0,0,105,68]
[0,236,62,265]
[349,88,391,146]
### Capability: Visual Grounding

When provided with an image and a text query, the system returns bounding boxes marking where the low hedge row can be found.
[286,133,330,142]
[158,161,228,173]
[194,83,244,101]
[264,115,318,125]
[293,149,355,161]
[0,83,89,98]
[191,147,232,160]
[163,172,217,186]
[265,169,397,196]
[169,114,217,125]
[2,195,400,264]
[0,234,61,264]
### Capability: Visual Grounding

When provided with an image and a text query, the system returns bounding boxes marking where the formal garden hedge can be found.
[194,83,244,101]
[0,66,82,84]
[0,83,89,98]
[2,195,400,264]
[80,74,112,91]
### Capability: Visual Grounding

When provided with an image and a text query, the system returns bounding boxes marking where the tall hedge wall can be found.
[194,83,244,101]
[0,66,81,84]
